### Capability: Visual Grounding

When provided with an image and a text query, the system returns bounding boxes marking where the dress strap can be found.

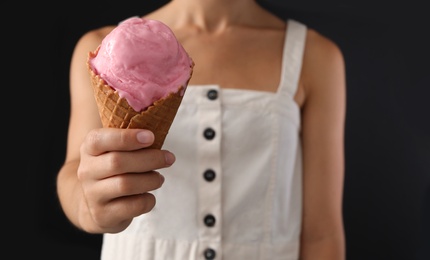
[277,19,307,98]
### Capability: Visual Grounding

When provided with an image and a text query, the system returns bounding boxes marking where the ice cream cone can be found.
[87,56,190,149]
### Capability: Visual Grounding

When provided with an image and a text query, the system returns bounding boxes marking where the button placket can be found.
[198,86,222,259]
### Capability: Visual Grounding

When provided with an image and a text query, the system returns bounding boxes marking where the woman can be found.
[57,0,346,259]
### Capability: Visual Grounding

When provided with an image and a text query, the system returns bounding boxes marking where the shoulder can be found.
[303,27,345,73]
[70,25,117,76]
[292,24,346,109]
[285,20,344,73]
[84,26,116,41]
[300,26,345,93]
[73,25,116,56]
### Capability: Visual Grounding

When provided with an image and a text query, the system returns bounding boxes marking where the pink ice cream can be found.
[88,17,193,112]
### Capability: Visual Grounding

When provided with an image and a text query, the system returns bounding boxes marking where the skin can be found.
[57,0,346,259]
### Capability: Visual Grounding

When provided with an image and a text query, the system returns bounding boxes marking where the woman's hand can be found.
[76,128,175,233]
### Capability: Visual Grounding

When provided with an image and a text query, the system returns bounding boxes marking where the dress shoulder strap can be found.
[277,19,307,98]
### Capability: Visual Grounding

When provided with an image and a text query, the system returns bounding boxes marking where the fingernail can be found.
[136,131,154,144]
[164,151,176,165]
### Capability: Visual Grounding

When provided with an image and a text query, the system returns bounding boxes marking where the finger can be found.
[91,193,156,232]
[95,171,165,202]
[100,149,176,176]
[83,128,155,156]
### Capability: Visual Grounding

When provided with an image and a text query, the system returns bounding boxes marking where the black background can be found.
[16,0,429,259]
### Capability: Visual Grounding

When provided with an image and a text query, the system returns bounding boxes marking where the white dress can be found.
[101,19,307,260]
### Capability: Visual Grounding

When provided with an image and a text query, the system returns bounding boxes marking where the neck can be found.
[167,0,260,31]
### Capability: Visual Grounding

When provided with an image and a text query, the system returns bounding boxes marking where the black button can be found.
[203,128,216,140]
[203,169,216,182]
[204,214,216,227]
[204,248,216,259]
[207,89,218,100]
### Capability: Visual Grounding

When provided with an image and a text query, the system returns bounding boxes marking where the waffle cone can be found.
[87,52,191,149]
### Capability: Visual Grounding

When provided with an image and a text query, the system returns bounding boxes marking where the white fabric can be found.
[101,19,307,260]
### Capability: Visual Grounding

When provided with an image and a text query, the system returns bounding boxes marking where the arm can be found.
[299,29,346,259]
[56,28,174,233]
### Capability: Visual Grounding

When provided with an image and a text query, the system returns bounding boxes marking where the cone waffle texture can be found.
[87,54,192,149]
